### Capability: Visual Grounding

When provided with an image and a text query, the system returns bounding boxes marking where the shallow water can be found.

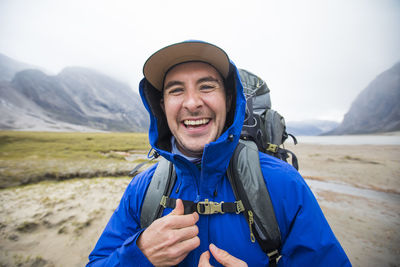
[297,135,400,145]
[306,179,400,204]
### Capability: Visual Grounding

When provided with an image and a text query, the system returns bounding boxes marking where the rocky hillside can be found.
[328,62,400,135]
[0,54,148,132]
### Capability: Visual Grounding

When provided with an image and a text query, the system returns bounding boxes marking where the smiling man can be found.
[87,41,351,267]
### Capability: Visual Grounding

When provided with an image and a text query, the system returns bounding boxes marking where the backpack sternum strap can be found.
[197,199,224,215]
[159,196,245,215]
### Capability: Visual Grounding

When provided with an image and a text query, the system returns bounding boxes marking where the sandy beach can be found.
[288,143,400,267]
[0,143,399,267]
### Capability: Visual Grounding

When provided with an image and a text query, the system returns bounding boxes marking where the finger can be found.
[161,235,200,265]
[167,211,199,229]
[209,244,247,267]
[173,224,199,241]
[198,251,212,267]
[169,199,185,216]
[173,235,201,256]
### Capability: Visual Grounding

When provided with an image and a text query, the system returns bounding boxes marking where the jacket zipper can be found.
[176,157,200,201]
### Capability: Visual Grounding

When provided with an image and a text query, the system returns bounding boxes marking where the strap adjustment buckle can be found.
[197,199,224,215]
[266,143,278,153]
[267,249,281,264]
[235,200,245,214]
[160,195,167,208]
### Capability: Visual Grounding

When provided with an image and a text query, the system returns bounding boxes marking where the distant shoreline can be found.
[295,134,400,145]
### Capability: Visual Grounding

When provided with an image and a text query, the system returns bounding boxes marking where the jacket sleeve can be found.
[86,169,155,267]
[260,156,351,266]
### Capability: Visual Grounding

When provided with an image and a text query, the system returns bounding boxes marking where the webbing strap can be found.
[275,148,299,170]
[160,196,245,215]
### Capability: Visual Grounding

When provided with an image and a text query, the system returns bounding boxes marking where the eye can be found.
[166,87,184,95]
[200,82,218,92]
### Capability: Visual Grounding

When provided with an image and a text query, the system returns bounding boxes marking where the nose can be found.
[182,90,203,111]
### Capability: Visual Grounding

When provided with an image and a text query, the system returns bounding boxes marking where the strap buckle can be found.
[267,249,281,263]
[266,143,278,153]
[235,200,245,214]
[197,199,224,215]
[160,195,167,208]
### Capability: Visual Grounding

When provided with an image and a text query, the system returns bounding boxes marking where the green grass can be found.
[0,131,150,159]
[0,131,152,188]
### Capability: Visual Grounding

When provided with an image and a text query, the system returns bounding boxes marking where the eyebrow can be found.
[164,80,184,91]
[163,76,222,91]
[197,76,222,85]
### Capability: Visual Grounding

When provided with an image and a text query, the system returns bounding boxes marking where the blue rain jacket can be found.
[87,61,351,266]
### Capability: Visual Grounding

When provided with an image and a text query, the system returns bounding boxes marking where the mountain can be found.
[286,120,339,136]
[328,62,400,135]
[0,54,148,132]
[0,53,39,82]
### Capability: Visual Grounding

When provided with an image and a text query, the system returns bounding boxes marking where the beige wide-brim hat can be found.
[143,41,230,91]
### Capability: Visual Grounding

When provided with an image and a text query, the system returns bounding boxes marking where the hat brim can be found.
[143,41,230,91]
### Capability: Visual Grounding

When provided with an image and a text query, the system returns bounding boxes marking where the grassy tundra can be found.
[0,131,151,188]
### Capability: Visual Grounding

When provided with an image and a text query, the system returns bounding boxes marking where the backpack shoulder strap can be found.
[228,140,282,265]
[140,157,176,228]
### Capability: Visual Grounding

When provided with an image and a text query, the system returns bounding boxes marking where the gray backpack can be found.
[238,69,298,169]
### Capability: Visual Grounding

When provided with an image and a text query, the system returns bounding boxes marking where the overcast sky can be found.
[1,0,399,122]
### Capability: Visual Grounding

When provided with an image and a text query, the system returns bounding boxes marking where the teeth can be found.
[184,119,210,126]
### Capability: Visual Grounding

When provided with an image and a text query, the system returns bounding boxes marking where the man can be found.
[87,41,351,266]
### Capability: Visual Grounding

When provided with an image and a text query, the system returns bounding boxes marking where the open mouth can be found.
[183,118,210,128]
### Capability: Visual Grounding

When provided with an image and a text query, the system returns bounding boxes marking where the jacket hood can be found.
[139,60,246,170]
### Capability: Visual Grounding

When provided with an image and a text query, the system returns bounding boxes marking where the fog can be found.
[1,0,399,121]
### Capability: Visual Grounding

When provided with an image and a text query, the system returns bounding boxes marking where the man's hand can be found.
[137,199,200,266]
[198,244,248,267]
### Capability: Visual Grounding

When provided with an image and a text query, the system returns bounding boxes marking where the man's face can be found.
[161,62,230,157]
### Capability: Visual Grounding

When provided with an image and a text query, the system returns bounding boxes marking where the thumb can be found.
[198,251,212,267]
[209,244,247,267]
[169,198,184,216]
